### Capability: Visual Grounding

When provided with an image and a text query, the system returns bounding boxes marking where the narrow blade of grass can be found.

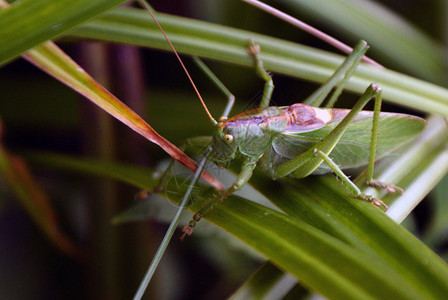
[69,7,448,115]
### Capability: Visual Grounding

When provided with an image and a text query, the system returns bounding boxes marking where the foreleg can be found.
[135,136,212,199]
[181,156,258,239]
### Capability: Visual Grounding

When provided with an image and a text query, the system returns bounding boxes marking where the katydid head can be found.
[210,122,238,166]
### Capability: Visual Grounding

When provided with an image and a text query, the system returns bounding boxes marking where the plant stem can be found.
[133,150,211,300]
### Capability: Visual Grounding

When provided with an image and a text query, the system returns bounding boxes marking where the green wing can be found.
[262,111,426,175]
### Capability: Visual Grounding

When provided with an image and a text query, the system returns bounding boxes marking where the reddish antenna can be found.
[137,0,217,125]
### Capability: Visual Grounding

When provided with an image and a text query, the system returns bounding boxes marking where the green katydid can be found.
[179,39,426,239]
[133,2,426,297]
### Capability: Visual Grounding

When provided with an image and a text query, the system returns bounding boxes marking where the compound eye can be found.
[223,134,234,144]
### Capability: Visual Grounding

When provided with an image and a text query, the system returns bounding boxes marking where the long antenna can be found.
[138,0,217,125]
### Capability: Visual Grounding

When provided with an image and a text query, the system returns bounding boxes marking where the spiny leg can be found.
[304,40,369,108]
[134,148,184,200]
[248,39,275,109]
[314,149,387,210]
[275,82,401,209]
[181,157,258,239]
[364,91,403,194]
[366,180,404,194]
[135,136,213,199]
[302,41,403,194]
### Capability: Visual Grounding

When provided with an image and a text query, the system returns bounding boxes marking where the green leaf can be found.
[4,2,448,298]
[231,262,300,300]
[25,152,157,190]
[424,174,448,248]
[23,154,432,298]
[25,114,448,299]
[276,0,444,82]
[361,116,448,222]
[209,195,424,299]
[242,115,448,297]
[0,0,128,65]
[68,7,448,116]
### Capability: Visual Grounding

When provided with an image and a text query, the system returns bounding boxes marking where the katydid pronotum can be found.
[178,39,426,239]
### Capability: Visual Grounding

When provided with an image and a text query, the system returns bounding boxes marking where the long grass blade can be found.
[69,7,448,116]
[133,151,210,300]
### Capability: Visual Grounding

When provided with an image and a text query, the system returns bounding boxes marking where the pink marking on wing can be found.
[284,103,327,131]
